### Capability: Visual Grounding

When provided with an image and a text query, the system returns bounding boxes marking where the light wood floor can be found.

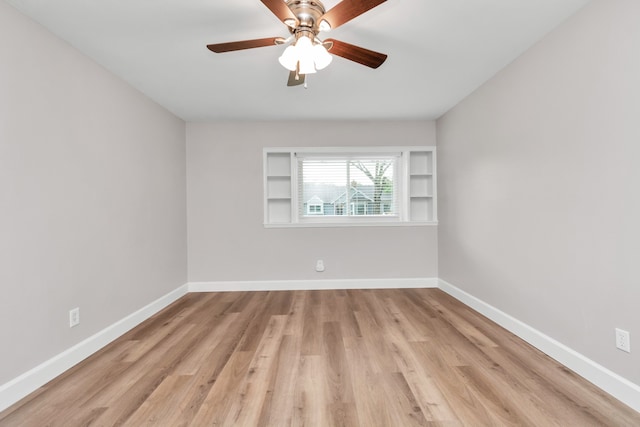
[1,289,638,426]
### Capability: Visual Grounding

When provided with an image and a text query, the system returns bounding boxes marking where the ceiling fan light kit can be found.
[206,0,388,86]
[278,32,332,74]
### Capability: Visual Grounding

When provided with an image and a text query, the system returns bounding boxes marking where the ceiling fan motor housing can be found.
[286,0,327,35]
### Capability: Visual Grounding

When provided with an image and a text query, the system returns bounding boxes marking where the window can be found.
[298,155,399,220]
[264,147,436,227]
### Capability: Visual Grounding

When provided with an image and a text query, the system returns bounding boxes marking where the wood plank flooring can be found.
[1,289,639,426]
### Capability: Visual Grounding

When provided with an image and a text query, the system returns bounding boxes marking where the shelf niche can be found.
[265,152,293,224]
[408,150,436,222]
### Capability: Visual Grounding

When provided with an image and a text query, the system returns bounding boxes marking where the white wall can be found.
[187,121,437,282]
[0,2,187,385]
[437,0,640,385]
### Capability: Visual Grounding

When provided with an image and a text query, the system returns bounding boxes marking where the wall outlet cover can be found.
[69,308,80,328]
[615,328,631,353]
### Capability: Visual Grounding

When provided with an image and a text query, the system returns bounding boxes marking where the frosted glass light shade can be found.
[298,57,317,74]
[278,35,332,74]
[278,45,298,71]
[296,36,316,74]
[313,44,332,70]
[296,35,313,51]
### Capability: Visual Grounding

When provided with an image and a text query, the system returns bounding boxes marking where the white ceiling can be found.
[6,0,590,121]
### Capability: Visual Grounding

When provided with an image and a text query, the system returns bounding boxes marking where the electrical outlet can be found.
[69,307,80,328]
[615,328,630,353]
[315,260,325,272]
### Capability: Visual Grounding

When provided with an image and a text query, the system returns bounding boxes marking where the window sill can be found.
[264,221,438,228]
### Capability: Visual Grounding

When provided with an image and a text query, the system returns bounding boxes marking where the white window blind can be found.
[297,155,399,220]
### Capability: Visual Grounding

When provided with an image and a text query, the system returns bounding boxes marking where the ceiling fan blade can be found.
[287,71,305,87]
[325,38,387,68]
[261,0,297,24]
[320,0,386,30]
[207,37,280,53]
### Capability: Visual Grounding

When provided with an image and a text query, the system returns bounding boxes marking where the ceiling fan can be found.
[206,0,388,87]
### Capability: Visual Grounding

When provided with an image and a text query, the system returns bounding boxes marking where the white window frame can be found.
[263,146,437,228]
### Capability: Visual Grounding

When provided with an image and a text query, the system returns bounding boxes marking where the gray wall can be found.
[437,0,640,384]
[187,121,437,282]
[0,2,187,384]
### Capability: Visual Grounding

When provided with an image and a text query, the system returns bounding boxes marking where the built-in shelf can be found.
[264,152,293,223]
[407,149,437,222]
[267,199,292,223]
[409,151,433,175]
[410,197,434,222]
[409,174,433,198]
[266,153,290,175]
[267,176,291,200]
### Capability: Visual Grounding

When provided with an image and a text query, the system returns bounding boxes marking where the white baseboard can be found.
[438,279,640,413]
[188,277,438,292]
[0,284,189,413]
